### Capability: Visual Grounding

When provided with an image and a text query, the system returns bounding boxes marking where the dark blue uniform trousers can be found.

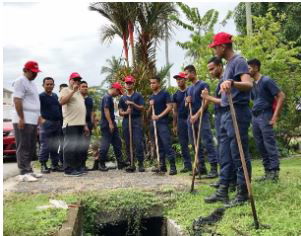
[99,125,123,162]
[39,120,61,166]
[219,105,252,186]
[177,117,192,168]
[252,110,279,171]
[150,122,176,163]
[122,117,144,162]
[63,125,85,173]
[188,112,218,166]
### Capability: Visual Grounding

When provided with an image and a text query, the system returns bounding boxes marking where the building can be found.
[3,88,14,121]
[3,88,13,106]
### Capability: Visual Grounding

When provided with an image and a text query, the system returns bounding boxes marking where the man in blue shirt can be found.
[172,72,192,173]
[205,32,253,207]
[80,81,95,171]
[202,57,237,191]
[39,77,63,173]
[185,65,218,178]
[248,58,285,182]
[98,82,127,171]
[119,75,145,172]
[148,76,177,175]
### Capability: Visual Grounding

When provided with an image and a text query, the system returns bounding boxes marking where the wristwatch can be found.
[228,79,234,86]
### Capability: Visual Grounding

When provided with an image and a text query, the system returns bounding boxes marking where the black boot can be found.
[41,162,51,174]
[204,163,218,179]
[99,161,109,171]
[117,160,127,170]
[125,164,136,172]
[169,160,177,175]
[204,184,229,203]
[88,160,99,171]
[180,166,192,173]
[51,164,64,172]
[197,163,207,179]
[138,161,145,172]
[225,185,248,208]
[269,170,279,182]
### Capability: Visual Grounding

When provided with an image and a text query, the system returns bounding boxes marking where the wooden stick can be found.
[129,106,134,168]
[227,92,259,229]
[190,101,205,192]
[151,104,161,171]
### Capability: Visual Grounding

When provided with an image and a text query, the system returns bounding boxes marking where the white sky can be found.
[3,1,238,93]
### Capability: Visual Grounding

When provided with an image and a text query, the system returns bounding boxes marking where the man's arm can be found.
[104,107,114,132]
[201,88,221,105]
[270,91,285,125]
[220,74,253,93]
[126,100,144,111]
[155,103,172,119]
[172,103,178,133]
[59,86,79,105]
[14,97,24,120]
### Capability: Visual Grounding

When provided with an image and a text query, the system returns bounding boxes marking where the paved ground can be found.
[3,163,194,195]
[3,161,19,180]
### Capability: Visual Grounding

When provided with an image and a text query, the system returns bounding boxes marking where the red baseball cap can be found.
[111,82,124,95]
[69,72,82,80]
[208,32,233,48]
[124,75,135,83]
[173,72,186,79]
[24,61,41,73]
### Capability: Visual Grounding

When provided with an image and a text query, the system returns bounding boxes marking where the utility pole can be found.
[165,21,171,87]
[245,2,253,36]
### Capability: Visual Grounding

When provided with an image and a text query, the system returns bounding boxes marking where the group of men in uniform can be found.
[13,32,284,208]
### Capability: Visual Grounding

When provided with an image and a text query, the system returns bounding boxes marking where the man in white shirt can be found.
[13,61,43,182]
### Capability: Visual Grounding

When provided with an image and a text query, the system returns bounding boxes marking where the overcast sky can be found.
[3,1,238,93]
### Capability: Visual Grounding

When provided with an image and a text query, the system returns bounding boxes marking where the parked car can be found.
[3,120,39,161]
[3,121,16,160]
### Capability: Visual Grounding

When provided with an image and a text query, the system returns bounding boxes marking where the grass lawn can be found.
[4,156,301,235]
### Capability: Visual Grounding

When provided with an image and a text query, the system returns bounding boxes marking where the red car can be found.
[3,121,16,159]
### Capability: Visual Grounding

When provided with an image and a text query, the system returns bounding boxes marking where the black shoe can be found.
[138,161,145,172]
[224,185,248,208]
[125,165,136,172]
[117,161,127,170]
[160,165,168,173]
[99,162,109,171]
[64,170,83,177]
[41,163,51,174]
[203,163,218,179]
[204,184,229,204]
[88,160,99,171]
[169,160,177,175]
[151,166,160,173]
[180,166,192,173]
[78,167,88,175]
[51,165,64,172]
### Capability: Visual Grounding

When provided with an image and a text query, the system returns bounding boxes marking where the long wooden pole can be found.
[129,106,134,168]
[227,92,259,229]
[152,104,161,171]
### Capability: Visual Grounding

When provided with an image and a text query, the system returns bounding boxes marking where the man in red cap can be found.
[118,75,145,172]
[204,32,253,208]
[59,72,89,177]
[172,72,192,173]
[12,61,43,182]
[98,82,127,171]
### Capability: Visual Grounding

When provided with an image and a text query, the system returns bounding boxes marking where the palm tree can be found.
[100,56,124,85]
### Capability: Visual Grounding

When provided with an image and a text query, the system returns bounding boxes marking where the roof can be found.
[3,88,13,94]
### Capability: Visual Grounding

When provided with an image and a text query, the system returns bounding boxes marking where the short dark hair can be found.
[80,80,88,85]
[247,58,261,71]
[43,77,54,84]
[59,83,68,89]
[224,43,233,49]
[150,76,161,82]
[184,65,196,74]
[207,57,223,66]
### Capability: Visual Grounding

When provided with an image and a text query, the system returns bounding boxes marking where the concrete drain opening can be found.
[93,216,184,236]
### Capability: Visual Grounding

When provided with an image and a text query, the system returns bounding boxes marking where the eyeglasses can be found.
[125,82,134,85]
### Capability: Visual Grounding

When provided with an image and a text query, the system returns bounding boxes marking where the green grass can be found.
[4,156,301,236]
[166,156,301,235]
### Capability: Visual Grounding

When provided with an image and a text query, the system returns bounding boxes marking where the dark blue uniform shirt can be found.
[85,96,94,130]
[172,89,188,119]
[100,93,115,128]
[221,54,250,107]
[118,92,144,118]
[149,90,172,124]
[251,76,280,112]
[39,92,62,121]
[187,80,209,114]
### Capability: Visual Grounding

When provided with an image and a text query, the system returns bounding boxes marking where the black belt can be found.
[219,104,247,112]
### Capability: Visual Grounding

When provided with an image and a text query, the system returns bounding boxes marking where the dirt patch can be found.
[3,167,192,194]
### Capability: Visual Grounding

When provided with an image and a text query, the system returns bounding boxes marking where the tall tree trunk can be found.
[128,21,135,67]
[165,21,171,87]
[122,34,129,67]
